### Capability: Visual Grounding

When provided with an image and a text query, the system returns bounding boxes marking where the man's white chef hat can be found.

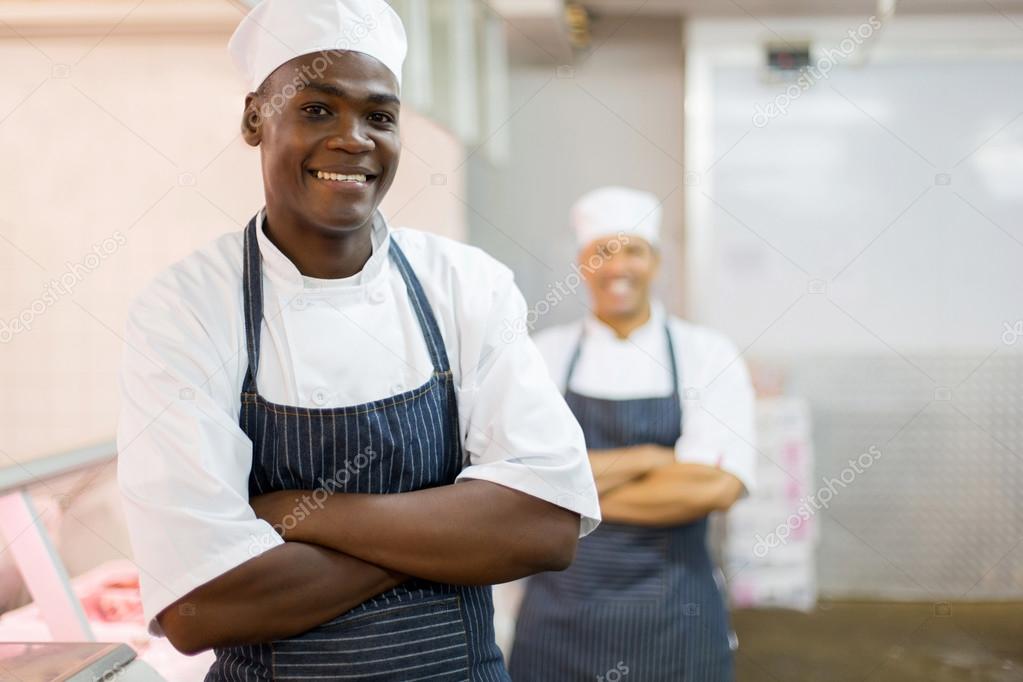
[228,0,407,93]
[572,186,662,250]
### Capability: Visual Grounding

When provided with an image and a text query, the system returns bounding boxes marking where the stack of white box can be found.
[723,397,817,611]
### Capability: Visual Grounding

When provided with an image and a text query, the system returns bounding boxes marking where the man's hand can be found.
[633,444,679,469]
[589,444,677,495]
[600,462,745,526]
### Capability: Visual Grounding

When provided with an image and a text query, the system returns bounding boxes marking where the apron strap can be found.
[240,211,456,392]
[564,327,586,392]
[388,239,451,374]
[664,323,680,397]
[565,319,681,397]
[241,214,263,394]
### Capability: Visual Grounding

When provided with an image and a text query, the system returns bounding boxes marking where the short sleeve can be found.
[454,271,601,537]
[116,278,283,636]
[674,330,758,494]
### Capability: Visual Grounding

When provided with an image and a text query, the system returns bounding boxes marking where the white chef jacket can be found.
[532,301,757,494]
[117,211,601,636]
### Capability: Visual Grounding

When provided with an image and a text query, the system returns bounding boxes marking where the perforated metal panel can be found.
[779,353,1023,599]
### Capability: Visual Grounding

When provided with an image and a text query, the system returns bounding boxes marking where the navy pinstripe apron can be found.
[509,325,734,681]
[206,215,510,681]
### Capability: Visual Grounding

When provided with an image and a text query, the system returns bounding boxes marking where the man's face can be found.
[243,51,401,234]
[580,236,659,320]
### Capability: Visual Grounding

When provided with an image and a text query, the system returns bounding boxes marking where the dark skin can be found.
[578,236,744,525]
[157,544,404,656]
[157,51,579,655]
[248,480,578,586]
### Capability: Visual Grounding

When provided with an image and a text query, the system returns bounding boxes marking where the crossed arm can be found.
[157,446,738,653]
[589,444,745,526]
[158,480,579,654]
[157,541,405,655]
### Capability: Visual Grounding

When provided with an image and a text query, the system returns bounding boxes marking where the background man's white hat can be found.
[228,0,407,92]
[571,186,662,250]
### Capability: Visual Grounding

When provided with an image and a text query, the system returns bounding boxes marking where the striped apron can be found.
[205,215,510,681]
[509,325,734,681]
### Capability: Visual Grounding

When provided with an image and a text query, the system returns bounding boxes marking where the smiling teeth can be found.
[316,171,367,182]
[609,280,631,295]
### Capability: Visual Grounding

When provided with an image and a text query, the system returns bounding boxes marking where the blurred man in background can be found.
[509,186,756,681]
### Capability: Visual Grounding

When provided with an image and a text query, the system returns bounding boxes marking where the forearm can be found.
[600,463,744,526]
[157,542,405,655]
[589,445,676,495]
[257,480,579,584]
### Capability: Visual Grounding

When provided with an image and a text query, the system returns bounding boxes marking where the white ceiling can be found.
[579,0,1023,16]
[499,0,1023,61]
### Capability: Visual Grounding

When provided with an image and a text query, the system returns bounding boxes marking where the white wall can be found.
[685,15,1023,359]
[467,14,686,330]
[0,4,467,463]
[685,15,1023,599]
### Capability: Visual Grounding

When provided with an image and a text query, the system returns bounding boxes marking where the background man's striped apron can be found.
[509,325,734,681]
[206,215,510,681]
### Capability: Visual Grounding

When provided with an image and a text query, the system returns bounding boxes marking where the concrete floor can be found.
[732,601,1023,682]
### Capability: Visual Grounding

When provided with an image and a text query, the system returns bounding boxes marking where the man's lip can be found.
[307,169,376,191]
[308,167,378,176]
[307,169,377,181]
[604,279,634,295]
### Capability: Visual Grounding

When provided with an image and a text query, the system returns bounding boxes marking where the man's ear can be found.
[649,244,661,272]
[241,92,262,146]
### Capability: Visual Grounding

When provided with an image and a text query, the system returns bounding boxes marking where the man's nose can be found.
[599,252,628,276]
[325,116,374,154]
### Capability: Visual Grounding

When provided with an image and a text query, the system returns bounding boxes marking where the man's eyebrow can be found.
[367,93,401,106]
[304,82,400,106]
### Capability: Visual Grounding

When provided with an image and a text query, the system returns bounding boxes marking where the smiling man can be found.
[115,1,599,680]
[509,187,756,681]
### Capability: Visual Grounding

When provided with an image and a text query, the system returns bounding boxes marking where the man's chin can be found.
[307,204,376,233]
[597,298,644,317]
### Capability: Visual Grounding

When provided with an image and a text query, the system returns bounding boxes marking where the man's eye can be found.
[303,105,329,117]
[369,112,395,123]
